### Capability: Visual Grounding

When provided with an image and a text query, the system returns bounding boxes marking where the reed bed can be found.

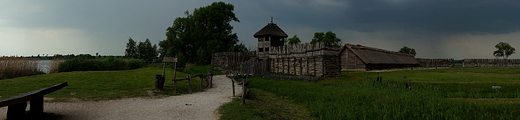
[48,58,65,73]
[0,57,43,79]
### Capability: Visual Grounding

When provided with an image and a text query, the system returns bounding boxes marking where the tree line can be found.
[125,38,158,61]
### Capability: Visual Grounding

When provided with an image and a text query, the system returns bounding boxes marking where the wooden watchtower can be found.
[253,18,288,58]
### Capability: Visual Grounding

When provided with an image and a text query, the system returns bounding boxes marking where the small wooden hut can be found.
[339,44,420,71]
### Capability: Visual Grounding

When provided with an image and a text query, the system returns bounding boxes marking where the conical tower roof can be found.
[253,23,288,38]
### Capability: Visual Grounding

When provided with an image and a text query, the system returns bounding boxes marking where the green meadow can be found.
[219,67,520,119]
[0,65,215,102]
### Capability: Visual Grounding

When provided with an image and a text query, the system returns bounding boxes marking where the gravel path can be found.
[0,75,241,120]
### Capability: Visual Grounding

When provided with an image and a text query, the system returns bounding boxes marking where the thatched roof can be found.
[253,23,288,38]
[344,44,419,65]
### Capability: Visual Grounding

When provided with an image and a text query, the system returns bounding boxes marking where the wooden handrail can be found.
[0,82,68,107]
[0,82,68,119]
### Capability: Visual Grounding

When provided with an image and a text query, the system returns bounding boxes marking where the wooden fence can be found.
[171,69,214,94]
[267,42,341,78]
[416,58,454,67]
[239,58,268,76]
[211,42,342,78]
[463,59,520,67]
[211,52,256,69]
[225,70,250,106]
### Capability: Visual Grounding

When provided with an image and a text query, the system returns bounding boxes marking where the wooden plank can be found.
[172,78,190,81]
[0,82,68,107]
[163,57,178,62]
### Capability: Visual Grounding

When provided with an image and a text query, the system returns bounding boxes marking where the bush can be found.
[127,59,144,69]
[58,58,144,72]
[58,59,100,72]
[101,57,128,70]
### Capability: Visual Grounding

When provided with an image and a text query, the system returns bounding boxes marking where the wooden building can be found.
[340,44,420,71]
[254,21,288,58]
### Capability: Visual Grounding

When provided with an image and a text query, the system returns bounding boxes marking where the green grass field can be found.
[219,67,520,119]
[0,65,213,102]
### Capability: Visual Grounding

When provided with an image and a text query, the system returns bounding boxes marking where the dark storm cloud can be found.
[343,0,520,34]
[2,0,520,59]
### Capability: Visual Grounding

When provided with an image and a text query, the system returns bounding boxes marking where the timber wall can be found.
[463,59,520,67]
[267,43,341,78]
[417,58,455,67]
[211,42,341,78]
[211,52,256,69]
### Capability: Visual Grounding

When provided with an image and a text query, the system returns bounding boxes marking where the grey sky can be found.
[1,0,520,59]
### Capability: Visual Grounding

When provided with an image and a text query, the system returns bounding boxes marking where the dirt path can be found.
[0,75,240,120]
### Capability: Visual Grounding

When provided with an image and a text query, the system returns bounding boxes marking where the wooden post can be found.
[241,78,248,106]
[188,75,192,94]
[199,74,203,91]
[207,69,213,88]
[173,80,177,94]
[162,62,166,76]
[232,78,235,97]
[173,62,177,80]
[30,96,44,116]
[209,75,213,88]
[7,102,27,120]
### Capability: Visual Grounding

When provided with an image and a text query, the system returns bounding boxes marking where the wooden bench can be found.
[0,82,68,120]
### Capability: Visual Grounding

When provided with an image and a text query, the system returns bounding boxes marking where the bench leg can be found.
[30,96,44,116]
[7,102,27,120]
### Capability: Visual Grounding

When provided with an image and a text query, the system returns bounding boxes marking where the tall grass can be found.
[0,57,43,79]
[48,58,65,73]
[244,67,520,119]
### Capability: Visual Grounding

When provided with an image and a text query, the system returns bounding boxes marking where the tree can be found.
[228,43,248,52]
[125,38,138,58]
[493,42,515,59]
[287,35,301,45]
[137,38,158,61]
[310,31,341,47]
[399,46,417,56]
[160,2,240,65]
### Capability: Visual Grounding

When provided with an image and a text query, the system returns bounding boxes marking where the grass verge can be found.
[218,88,314,120]
[0,66,208,102]
[222,67,520,119]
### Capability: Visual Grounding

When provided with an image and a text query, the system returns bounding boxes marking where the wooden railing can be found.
[0,82,68,120]
[171,69,214,94]
[225,70,250,106]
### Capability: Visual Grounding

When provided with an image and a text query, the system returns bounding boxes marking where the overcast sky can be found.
[1,0,520,59]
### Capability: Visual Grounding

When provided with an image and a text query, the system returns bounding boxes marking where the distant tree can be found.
[228,43,248,52]
[287,35,301,45]
[160,2,240,65]
[399,46,417,56]
[125,38,138,58]
[137,38,158,61]
[310,31,341,47]
[493,42,515,59]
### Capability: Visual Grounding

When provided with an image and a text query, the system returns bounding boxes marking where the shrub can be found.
[127,59,144,69]
[58,58,145,72]
[101,57,128,70]
[58,59,101,72]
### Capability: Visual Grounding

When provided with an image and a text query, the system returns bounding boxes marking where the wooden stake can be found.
[188,75,192,94]
[232,79,235,97]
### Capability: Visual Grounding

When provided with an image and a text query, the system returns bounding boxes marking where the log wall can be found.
[211,52,256,69]
[463,59,520,67]
[417,58,455,67]
[267,43,341,78]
